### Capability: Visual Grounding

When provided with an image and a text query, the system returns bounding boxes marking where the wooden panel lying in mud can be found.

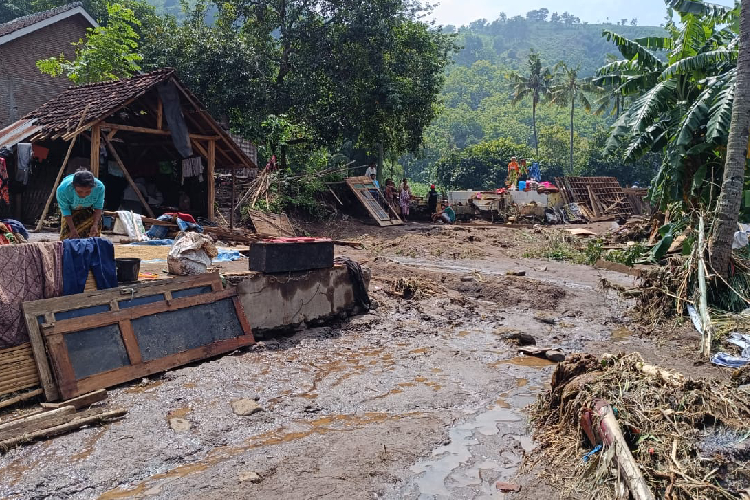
[23,274,254,401]
[0,343,40,397]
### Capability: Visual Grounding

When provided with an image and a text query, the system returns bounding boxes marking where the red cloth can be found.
[0,158,8,207]
[164,212,196,224]
[32,145,49,161]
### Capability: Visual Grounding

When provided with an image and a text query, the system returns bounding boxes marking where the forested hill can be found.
[449,15,667,77]
[400,12,667,188]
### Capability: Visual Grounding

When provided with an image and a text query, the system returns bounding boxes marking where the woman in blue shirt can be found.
[56,169,105,240]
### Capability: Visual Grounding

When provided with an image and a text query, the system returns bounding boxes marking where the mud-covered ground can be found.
[1,221,719,499]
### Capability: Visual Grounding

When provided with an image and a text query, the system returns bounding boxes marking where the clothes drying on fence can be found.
[181,156,204,184]
[0,242,64,348]
[62,237,118,295]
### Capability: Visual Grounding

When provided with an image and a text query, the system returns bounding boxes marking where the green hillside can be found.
[400,13,667,188]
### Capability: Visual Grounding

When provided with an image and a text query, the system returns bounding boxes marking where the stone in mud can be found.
[496,481,521,492]
[461,276,474,282]
[502,332,536,346]
[545,350,566,363]
[169,418,190,432]
[505,271,526,277]
[232,399,263,416]
[239,471,262,483]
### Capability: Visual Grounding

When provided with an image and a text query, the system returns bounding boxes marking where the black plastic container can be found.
[116,258,141,283]
[249,237,334,274]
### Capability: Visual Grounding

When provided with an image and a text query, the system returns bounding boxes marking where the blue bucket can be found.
[518,181,526,191]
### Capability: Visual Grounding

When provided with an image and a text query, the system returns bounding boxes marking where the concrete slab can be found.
[237,265,369,333]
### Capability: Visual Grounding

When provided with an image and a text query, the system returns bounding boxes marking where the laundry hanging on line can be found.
[182,156,204,184]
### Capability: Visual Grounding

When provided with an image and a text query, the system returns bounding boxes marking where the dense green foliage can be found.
[36,3,142,84]
[138,0,456,158]
[598,0,740,208]
[404,12,666,189]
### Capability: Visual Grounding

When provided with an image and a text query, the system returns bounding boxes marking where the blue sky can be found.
[430,0,736,28]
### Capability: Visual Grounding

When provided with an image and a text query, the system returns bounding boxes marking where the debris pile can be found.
[528,353,750,499]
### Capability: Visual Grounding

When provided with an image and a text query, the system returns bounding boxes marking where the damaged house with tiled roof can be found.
[0,68,257,224]
[0,3,98,128]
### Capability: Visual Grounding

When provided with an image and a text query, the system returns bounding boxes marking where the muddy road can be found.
[0,222,706,499]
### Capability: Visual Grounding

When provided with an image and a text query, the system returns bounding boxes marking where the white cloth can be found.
[365,166,377,178]
[114,211,148,241]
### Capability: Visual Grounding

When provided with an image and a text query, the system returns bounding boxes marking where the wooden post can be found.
[230,166,236,231]
[102,133,155,218]
[208,140,216,222]
[35,105,90,232]
[90,124,100,177]
[156,97,163,130]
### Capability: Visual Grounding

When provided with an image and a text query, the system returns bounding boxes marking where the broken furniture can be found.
[345,176,403,226]
[249,237,334,274]
[555,177,634,221]
[245,209,296,237]
[23,273,254,401]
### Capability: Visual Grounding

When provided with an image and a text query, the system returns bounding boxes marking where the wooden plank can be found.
[102,133,155,218]
[0,406,75,437]
[47,288,238,336]
[120,320,142,365]
[90,124,100,177]
[0,389,43,411]
[40,389,107,410]
[23,273,221,318]
[246,209,295,237]
[156,97,163,130]
[24,313,59,401]
[191,139,208,158]
[101,122,219,141]
[69,336,253,399]
[208,139,216,222]
[0,408,127,451]
[345,176,403,227]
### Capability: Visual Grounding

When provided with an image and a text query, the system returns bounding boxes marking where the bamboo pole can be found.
[90,124,100,177]
[594,399,655,500]
[208,139,216,222]
[102,133,155,218]
[698,215,713,357]
[34,106,90,232]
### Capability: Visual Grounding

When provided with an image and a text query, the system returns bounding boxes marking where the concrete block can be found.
[237,264,370,333]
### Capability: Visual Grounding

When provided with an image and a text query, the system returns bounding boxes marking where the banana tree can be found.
[597,0,740,207]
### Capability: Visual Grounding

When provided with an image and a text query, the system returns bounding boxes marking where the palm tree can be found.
[508,51,553,157]
[548,63,594,173]
[709,0,750,276]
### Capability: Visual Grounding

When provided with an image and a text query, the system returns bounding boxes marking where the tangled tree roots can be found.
[528,353,750,500]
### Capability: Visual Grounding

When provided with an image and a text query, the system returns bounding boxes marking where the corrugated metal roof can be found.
[0,119,41,149]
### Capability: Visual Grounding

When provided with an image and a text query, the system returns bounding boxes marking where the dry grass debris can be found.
[528,353,750,500]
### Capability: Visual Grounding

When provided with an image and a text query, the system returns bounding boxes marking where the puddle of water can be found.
[457,331,470,338]
[499,356,556,368]
[611,327,633,341]
[515,378,528,388]
[182,383,197,389]
[410,405,523,498]
[495,398,510,409]
[410,348,430,354]
[431,368,443,374]
[124,379,165,394]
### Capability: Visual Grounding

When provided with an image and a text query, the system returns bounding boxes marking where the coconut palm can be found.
[508,50,553,157]
[710,0,750,276]
[547,63,596,173]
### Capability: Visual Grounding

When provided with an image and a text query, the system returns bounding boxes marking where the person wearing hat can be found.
[427,184,439,215]
[56,168,106,240]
